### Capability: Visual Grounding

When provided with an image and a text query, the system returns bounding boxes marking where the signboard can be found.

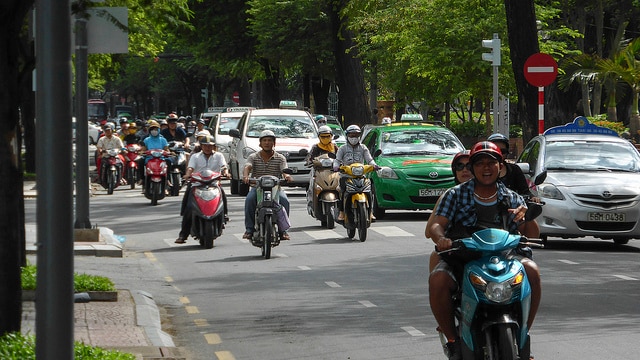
[524,53,558,87]
[87,7,128,54]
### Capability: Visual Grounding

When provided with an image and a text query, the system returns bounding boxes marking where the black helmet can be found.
[487,133,510,153]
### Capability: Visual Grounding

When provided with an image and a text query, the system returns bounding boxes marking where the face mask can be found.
[348,136,360,145]
[150,129,159,137]
[319,136,332,145]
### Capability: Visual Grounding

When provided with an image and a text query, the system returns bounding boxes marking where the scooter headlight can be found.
[195,187,218,201]
[351,165,364,176]
[320,158,333,167]
[259,177,276,188]
[485,281,513,303]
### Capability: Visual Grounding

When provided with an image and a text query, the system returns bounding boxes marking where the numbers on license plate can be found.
[588,212,625,222]
[419,188,446,197]
[290,167,298,174]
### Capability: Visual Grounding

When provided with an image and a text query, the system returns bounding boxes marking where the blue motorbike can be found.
[438,228,538,360]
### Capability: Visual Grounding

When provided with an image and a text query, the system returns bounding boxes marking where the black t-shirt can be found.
[499,163,531,196]
[161,127,187,142]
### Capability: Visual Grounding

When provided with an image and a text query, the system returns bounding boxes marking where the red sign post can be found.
[524,53,558,134]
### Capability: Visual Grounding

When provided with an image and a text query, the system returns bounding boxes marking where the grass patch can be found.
[21,265,116,292]
[0,332,136,360]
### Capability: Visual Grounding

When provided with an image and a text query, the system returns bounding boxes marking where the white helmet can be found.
[259,130,276,140]
[382,117,392,125]
[318,125,332,135]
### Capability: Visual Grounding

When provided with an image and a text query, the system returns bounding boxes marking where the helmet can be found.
[381,117,392,125]
[167,113,178,121]
[178,116,186,122]
[315,114,326,122]
[103,123,115,131]
[197,119,205,125]
[129,123,138,130]
[469,141,503,164]
[318,125,332,135]
[188,120,197,126]
[159,119,168,126]
[487,133,510,153]
[451,150,471,183]
[135,119,144,127]
[195,130,211,137]
[120,117,129,124]
[148,120,160,129]
[259,130,276,140]
[199,135,215,146]
[345,124,361,135]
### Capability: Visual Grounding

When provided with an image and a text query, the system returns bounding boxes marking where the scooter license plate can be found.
[419,188,446,197]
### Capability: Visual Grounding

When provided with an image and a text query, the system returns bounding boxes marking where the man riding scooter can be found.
[175,135,229,244]
[95,123,126,186]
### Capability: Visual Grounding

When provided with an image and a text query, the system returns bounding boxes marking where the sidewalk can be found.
[22,181,184,359]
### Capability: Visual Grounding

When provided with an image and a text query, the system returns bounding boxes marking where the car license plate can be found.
[289,167,298,174]
[419,188,446,197]
[588,212,625,222]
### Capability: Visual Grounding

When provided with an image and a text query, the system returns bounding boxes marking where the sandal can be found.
[280,232,290,240]
[242,232,253,239]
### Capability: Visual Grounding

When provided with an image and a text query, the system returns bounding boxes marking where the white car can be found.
[228,102,318,196]
[207,108,254,163]
[72,117,102,145]
[518,116,640,245]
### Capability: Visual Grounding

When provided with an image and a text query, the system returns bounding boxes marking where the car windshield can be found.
[379,129,464,155]
[545,140,640,172]
[246,115,316,138]
[217,116,241,135]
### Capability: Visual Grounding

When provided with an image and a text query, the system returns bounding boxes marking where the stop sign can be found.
[524,53,558,87]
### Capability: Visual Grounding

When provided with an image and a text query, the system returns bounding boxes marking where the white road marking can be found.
[298,266,311,270]
[305,229,343,239]
[401,326,426,336]
[358,300,377,308]
[371,226,414,237]
[325,281,341,288]
[613,274,638,281]
[558,259,579,265]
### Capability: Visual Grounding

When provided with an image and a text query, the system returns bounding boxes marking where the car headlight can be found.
[377,166,398,179]
[537,183,565,200]
[242,146,257,159]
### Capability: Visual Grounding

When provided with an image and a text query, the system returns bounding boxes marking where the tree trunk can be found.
[311,76,330,115]
[329,0,370,127]
[0,0,32,335]
[504,0,539,142]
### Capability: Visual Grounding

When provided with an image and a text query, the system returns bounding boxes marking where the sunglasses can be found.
[454,162,472,171]
[319,134,332,138]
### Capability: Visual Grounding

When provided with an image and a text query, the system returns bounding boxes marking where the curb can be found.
[131,290,175,347]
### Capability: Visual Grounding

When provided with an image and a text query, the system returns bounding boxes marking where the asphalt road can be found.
[25,183,640,360]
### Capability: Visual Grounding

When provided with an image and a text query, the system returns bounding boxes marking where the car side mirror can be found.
[229,128,240,139]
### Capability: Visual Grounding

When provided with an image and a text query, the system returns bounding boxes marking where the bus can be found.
[88,99,108,125]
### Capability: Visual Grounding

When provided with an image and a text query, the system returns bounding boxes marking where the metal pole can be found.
[538,87,544,134]
[35,0,75,358]
[492,64,500,135]
[74,9,91,229]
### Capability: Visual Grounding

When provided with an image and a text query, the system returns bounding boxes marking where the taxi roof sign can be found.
[279,100,298,109]
[400,113,423,122]
[207,106,227,113]
[226,107,256,112]
[543,116,618,137]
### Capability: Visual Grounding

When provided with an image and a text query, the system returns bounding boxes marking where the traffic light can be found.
[482,34,501,66]
[201,88,208,99]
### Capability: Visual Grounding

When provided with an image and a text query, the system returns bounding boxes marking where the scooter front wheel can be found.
[356,203,368,242]
[107,170,116,195]
[324,202,335,229]
[263,216,273,259]
[127,167,136,189]
[150,182,159,206]
[202,220,215,249]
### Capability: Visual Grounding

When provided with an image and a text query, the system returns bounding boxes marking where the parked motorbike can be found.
[185,170,226,249]
[143,149,170,206]
[100,148,124,195]
[249,169,292,259]
[306,154,340,229]
[124,143,142,189]
[168,141,188,196]
[335,162,376,242]
[437,228,543,360]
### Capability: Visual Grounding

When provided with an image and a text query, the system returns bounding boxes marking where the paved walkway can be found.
[21,181,184,359]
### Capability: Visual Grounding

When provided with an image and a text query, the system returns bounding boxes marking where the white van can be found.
[228,106,317,195]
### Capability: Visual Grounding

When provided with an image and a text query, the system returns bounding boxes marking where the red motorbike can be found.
[99,148,125,195]
[185,170,226,249]
[124,143,142,189]
[143,149,170,205]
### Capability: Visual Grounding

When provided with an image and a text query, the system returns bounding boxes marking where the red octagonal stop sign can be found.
[524,53,558,87]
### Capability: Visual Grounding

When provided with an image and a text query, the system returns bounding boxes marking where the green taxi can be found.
[361,123,465,219]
